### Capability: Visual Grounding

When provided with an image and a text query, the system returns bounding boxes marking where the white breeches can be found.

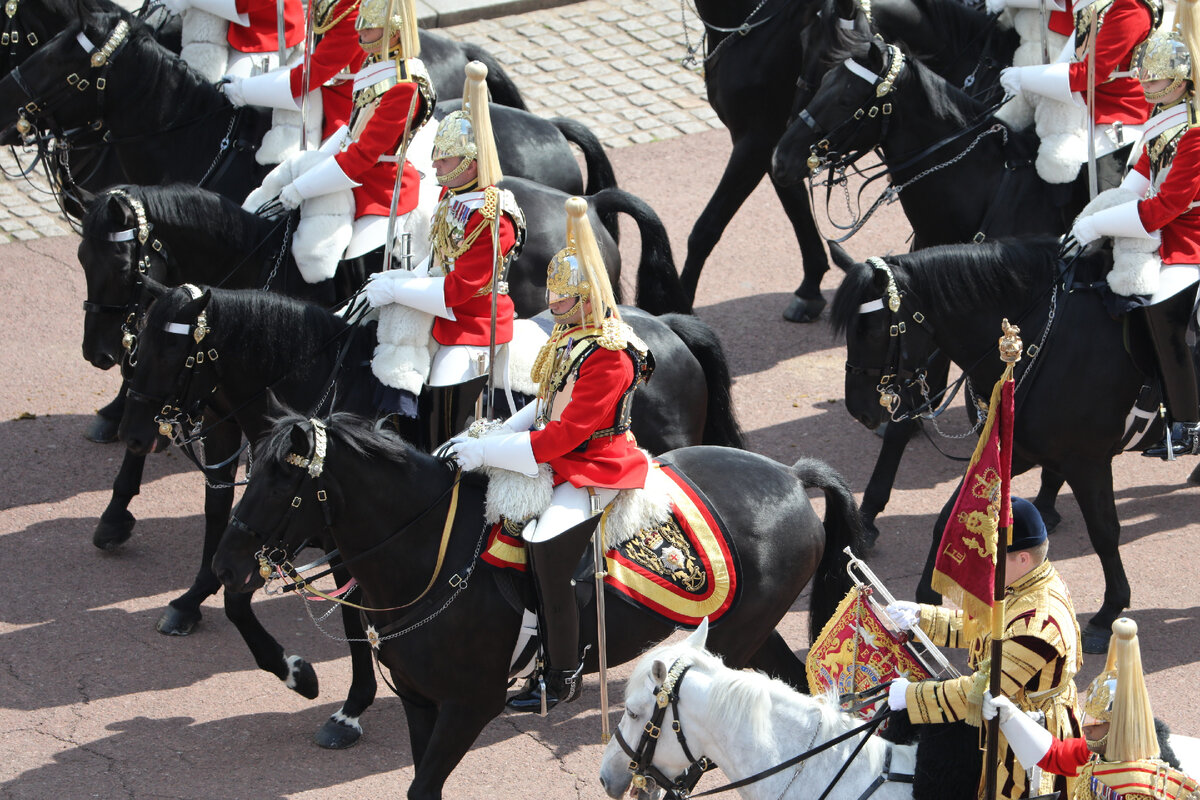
[1151,266,1200,306]
[428,342,510,388]
[522,484,618,544]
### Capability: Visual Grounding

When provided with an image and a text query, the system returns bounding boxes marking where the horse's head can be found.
[829,243,937,430]
[116,280,211,455]
[0,11,134,143]
[773,33,904,187]
[792,0,873,115]
[79,187,168,369]
[600,620,719,799]
[0,0,94,77]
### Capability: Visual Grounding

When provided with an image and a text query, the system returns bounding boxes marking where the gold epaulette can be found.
[597,318,628,351]
[313,0,357,34]
[481,186,499,221]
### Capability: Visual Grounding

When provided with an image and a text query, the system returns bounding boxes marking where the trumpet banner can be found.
[806,586,932,717]
[931,369,1015,627]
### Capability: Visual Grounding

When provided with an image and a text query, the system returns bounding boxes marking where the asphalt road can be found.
[2,127,1199,798]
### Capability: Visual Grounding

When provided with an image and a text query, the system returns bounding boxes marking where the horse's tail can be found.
[589,188,693,315]
[659,313,745,448]
[791,458,867,644]
[549,116,618,197]
[461,44,527,111]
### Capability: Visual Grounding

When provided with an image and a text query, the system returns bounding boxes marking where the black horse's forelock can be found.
[81,183,271,248]
[255,411,413,473]
[831,238,1061,335]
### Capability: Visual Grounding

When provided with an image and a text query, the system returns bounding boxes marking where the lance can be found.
[382,82,421,273]
[592,492,612,743]
[1085,8,1098,199]
[485,193,500,420]
[1039,0,1050,65]
[276,0,286,66]
[298,0,318,151]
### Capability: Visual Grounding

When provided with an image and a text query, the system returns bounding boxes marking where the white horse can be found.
[598,620,917,800]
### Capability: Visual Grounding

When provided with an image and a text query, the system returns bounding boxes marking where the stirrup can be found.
[1143,422,1200,460]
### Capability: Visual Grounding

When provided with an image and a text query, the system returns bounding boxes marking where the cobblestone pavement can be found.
[0,0,714,242]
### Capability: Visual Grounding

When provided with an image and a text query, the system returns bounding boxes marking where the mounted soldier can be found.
[986,617,1200,798]
[1068,17,1200,459]
[1000,0,1160,190]
[222,0,364,152]
[161,0,304,80]
[448,197,654,713]
[365,61,525,446]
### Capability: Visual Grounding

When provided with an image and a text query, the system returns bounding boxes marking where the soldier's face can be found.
[548,291,589,324]
[434,156,478,188]
[1140,78,1186,106]
[357,27,398,55]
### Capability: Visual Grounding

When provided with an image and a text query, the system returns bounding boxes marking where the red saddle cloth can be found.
[482,461,740,626]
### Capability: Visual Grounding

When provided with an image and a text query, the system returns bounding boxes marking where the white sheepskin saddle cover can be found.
[179,9,230,82]
[1075,187,1161,296]
[371,264,437,396]
[993,11,1084,184]
[242,150,354,284]
[257,92,324,167]
[477,449,671,550]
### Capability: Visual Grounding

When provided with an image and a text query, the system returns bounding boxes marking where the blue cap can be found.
[1009,497,1047,551]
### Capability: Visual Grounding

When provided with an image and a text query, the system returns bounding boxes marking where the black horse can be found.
[113,283,742,747]
[211,410,864,798]
[777,28,1082,539]
[829,237,1171,652]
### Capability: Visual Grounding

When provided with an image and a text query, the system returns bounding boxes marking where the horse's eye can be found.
[627,710,640,721]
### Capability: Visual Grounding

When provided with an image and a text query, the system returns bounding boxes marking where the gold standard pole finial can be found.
[998,318,1023,363]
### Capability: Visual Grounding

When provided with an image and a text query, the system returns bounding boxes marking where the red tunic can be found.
[1133,127,1200,264]
[229,0,304,53]
[287,0,365,141]
[1049,0,1075,36]
[530,341,650,490]
[1038,736,1092,776]
[1066,0,1153,125]
[431,188,517,347]
[333,64,426,219]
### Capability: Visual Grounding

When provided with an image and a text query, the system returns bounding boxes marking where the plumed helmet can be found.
[432,62,502,186]
[546,197,618,329]
[1132,27,1192,83]
[356,0,420,59]
[1105,617,1159,762]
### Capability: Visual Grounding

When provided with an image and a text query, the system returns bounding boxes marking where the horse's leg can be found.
[92,448,145,550]
[399,693,438,771]
[767,174,830,323]
[85,378,126,443]
[157,422,242,635]
[314,562,378,750]
[743,629,808,692]
[916,482,960,605]
[1063,461,1129,653]
[221,588,319,696]
[406,699,506,800]
[859,419,918,549]
[1033,469,1065,533]
[679,133,770,304]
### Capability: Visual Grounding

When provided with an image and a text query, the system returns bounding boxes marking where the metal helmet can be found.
[1081,669,1118,749]
[356,0,420,59]
[546,197,618,327]
[432,62,502,186]
[1132,27,1191,98]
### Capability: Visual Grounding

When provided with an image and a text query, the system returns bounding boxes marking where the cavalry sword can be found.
[298,0,317,151]
[593,494,612,743]
[484,197,500,420]
[275,0,286,68]
[1085,11,1098,199]
[382,85,422,273]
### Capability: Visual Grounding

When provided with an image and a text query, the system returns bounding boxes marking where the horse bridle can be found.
[844,257,940,420]
[81,188,168,364]
[798,40,904,173]
[614,659,716,799]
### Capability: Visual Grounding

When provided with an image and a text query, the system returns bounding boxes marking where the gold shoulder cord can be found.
[313,0,358,34]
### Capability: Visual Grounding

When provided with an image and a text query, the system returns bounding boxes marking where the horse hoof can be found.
[782,295,827,323]
[315,716,362,750]
[1082,623,1112,654]
[284,654,319,700]
[156,604,201,636]
[93,512,135,550]
[1035,505,1062,535]
[1189,463,1200,485]
[84,414,121,444]
[860,518,880,550]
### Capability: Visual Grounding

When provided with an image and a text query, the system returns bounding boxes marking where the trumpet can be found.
[843,546,960,679]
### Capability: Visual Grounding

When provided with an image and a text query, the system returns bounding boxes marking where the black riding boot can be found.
[425,374,489,450]
[1142,288,1200,460]
[507,517,599,713]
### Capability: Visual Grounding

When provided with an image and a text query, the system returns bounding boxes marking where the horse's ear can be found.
[101,191,136,228]
[828,241,860,273]
[866,36,887,71]
[652,658,669,685]
[142,275,170,299]
[835,0,856,21]
[685,616,710,650]
[265,391,288,422]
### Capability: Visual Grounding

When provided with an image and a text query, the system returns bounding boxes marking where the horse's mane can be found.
[629,643,860,746]
[831,238,1060,336]
[76,12,226,114]
[82,184,275,250]
[145,286,349,378]
[256,411,415,472]
[902,0,997,64]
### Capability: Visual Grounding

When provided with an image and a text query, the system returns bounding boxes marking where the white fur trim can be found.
[1108,237,1161,296]
[1077,186,1138,219]
[179,9,229,82]
[1035,132,1086,183]
[601,465,673,549]
[372,285,435,393]
[482,462,553,523]
[292,209,351,283]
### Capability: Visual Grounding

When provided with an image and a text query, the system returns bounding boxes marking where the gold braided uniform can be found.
[1076,756,1200,799]
[907,560,1084,799]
